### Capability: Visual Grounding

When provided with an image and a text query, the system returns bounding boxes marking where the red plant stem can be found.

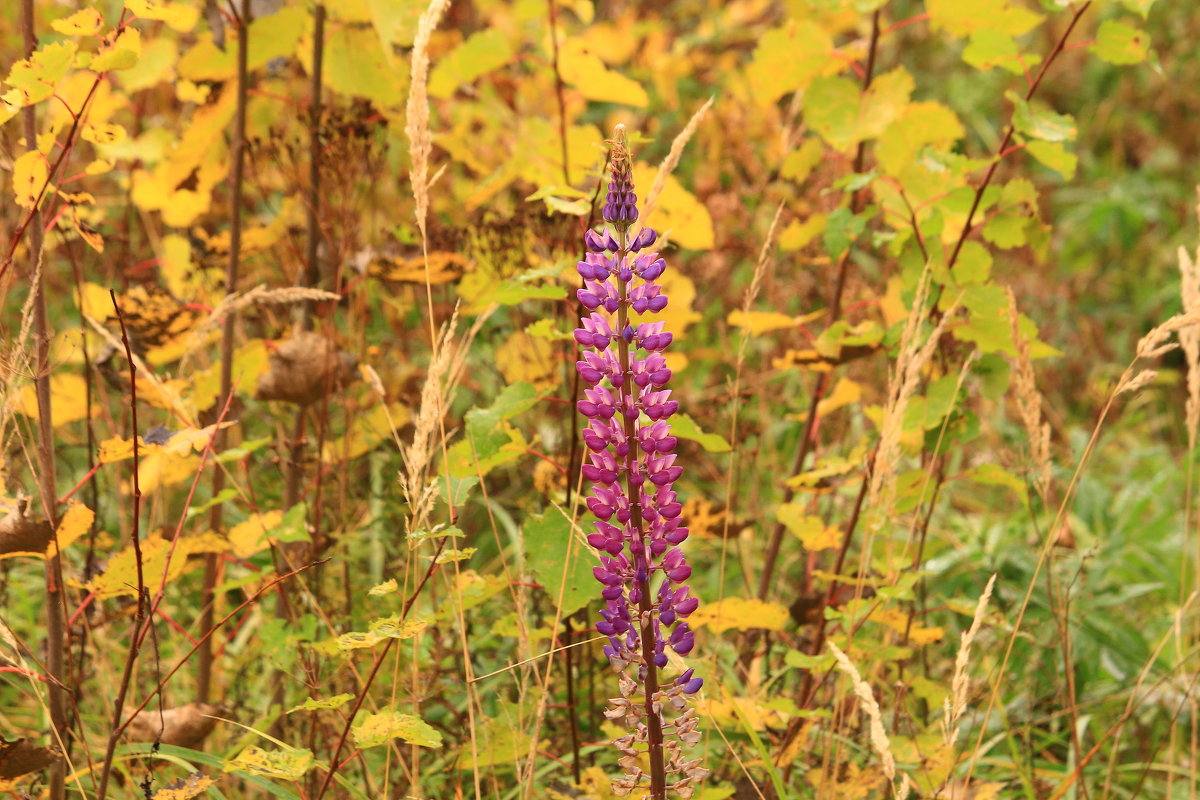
[945,2,1093,271]
[614,231,668,798]
[57,462,105,504]
[94,291,146,800]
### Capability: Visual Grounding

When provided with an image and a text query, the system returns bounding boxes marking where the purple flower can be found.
[575,125,707,798]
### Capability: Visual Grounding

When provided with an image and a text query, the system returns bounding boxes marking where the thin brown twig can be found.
[94,291,146,800]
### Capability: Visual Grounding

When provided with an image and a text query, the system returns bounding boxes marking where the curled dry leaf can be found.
[0,737,63,780]
[0,502,53,557]
[255,332,359,406]
[126,702,221,748]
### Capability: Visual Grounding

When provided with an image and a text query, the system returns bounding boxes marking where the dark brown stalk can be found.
[613,230,667,798]
[197,0,251,703]
[755,9,882,602]
[21,3,67,797]
[94,292,146,800]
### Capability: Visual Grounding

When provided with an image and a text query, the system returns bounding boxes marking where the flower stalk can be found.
[575,125,707,799]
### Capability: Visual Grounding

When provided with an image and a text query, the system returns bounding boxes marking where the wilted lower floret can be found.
[574,125,707,799]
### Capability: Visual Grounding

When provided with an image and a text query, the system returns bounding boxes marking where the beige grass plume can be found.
[1005,289,1052,500]
[1178,188,1200,449]
[405,0,450,244]
[640,96,715,227]
[943,573,997,747]
[828,641,908,799]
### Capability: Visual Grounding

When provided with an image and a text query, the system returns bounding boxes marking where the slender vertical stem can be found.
[615,233,667,799]
[94,293,145,800]
[547,0,570,185]
[301,2,325,330]
[21,3,67,797]
[197,0,251,703]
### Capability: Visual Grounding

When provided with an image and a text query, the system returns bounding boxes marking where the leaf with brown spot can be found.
[152,772,215,800]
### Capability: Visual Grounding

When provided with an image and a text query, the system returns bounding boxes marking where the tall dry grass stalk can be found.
[405,0,450,244]
[1005,290,1052,501]
[866,268,959,528]
[640,96,715,226]
[943,574,997,747]
[827,641,908,799]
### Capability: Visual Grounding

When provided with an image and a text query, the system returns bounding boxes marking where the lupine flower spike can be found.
[575,125,708,800]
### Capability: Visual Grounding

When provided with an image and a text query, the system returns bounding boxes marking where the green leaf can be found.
[1008,91,1076,142]
[953,241,993,285]
[288,694,354,713]
[352,711,442,749]
[1025,140,1077,179]
[803,75,860,152]
[670,413,731,453]
[524,511,593,617]
[1091,20,1150,65]
[272,502,310,544]
[963,29,1041,74]
[784,650,836,671]
[823,206,870,259]
[429,29,515,98]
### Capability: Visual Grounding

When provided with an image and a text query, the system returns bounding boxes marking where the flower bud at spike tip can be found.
[573,125,707,797]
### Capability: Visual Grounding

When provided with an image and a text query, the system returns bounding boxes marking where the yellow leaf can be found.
[727,310,796,335]
[71,210,104,253]
[689,597,789,634]
[775,505,841,551]
[51,8,105,36]
[496,333,559,391]
[49,501,94,556]
[152,773,215,800]
[816,377,861,416]
[228,510,284,559]
[365,251,466,284]
[12,151,47,209]
[137,451,202,494]
[558,38,648,106]
[81,121,126,146]
[16,373,92,427]
[745,21,834,106]
[125,0,200,32]
[86,532,227,598]
[869,607,944,645]
[635,266,702,340]
[84,158,113,175]
[703,693,791,730]
[632,164,713,250]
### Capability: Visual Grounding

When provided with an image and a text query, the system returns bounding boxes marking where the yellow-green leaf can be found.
[222,746,314,781]
[776,506,841,551]
[1091,20,1150,65]
[745,21,833,106]
[428,29,515,99]
[352,711,442,749]
[5,41,77,105]
[126,0,200,32]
